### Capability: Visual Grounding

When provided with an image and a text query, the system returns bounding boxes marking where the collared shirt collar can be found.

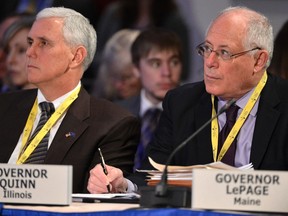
[37,82,81,110]
[140,89,162,117]
[217,87,259,117]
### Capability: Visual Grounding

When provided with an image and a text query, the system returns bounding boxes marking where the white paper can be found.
[72,192,140,199]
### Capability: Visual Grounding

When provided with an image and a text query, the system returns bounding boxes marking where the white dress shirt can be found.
[8,82,81,164]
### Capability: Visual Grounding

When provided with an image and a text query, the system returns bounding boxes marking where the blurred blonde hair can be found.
[93,29,141,100]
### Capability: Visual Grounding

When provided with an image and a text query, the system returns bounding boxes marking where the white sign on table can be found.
[192,169,288,213]
[0,163,72,205]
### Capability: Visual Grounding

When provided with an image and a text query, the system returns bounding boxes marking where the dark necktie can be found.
[134,108,162,170]
[24,102,55,164]
[218,105,239,166]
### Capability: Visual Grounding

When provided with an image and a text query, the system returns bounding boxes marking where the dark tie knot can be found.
[225,105,239,123]
[39,102,55,117]
[143,108,162,121]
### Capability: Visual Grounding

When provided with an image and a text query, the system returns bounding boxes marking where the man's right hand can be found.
[87,164,128,193]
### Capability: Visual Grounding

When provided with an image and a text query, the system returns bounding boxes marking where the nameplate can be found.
[192,169,288,213]
[0,163,72,205]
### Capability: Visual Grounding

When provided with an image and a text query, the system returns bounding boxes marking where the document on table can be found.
[137,158,254,187]
[72,193,140,203]
[147,157,253,172]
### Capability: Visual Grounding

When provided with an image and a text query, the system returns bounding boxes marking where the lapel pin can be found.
[65,132,75,138]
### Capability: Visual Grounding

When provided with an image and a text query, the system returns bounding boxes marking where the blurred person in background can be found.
[2,16,36,91]
[0,12,35,92]
[116,28,183,171]
[268,20,288,79]
[92,29,141,101]
[0,14,22,92]
[95,0,190,83]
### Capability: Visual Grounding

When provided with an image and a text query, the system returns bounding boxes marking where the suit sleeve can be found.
[90,116,140,176]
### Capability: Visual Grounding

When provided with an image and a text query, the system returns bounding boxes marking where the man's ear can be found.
[254,50,269,73]
[70,46,87,68]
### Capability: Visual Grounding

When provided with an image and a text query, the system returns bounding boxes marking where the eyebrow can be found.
[27,35,53,43]
[205,41,230,49]
[145,57,161,62]
[145,54,181,63]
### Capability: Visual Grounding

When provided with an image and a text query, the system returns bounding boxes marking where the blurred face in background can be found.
[134,48,182,104]
[111,62,141,99]
[6,28,30,88]
[0,16,20,79]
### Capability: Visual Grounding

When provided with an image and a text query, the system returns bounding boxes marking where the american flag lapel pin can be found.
[65,132,76,138]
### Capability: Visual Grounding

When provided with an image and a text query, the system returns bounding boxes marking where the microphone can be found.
[139,98,236,208]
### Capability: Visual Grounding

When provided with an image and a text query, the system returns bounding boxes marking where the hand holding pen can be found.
[98,148,111,193]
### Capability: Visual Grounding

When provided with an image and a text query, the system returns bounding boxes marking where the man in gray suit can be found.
[0,7,140,193]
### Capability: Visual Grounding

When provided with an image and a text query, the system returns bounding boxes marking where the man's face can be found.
[203,14,260,100]
[135,49,182,104]
[26,18,75,88]
[112,63,141,99]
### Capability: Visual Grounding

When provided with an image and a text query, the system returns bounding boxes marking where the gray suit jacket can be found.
[0,87,140,192]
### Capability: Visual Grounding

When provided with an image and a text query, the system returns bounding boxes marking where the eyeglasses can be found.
[196,42,261,61]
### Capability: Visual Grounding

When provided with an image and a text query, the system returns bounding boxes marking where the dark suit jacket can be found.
[116,95,152,185]
[148,73,288,170]
[0,87,140,192]
[116,95,141,117]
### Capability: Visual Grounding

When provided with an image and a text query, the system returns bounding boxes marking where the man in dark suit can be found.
[87,6,288,193]
[148,6,288,170]
[87,28,183,193]
[0,7,140,193]
[118,28,183,170]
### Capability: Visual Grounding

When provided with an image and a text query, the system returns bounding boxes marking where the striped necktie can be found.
[134,108,161,170]
[24,102,55,164]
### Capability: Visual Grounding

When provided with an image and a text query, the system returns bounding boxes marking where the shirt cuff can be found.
[125,178,138,192]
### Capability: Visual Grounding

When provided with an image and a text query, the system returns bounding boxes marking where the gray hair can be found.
[102,29,140,72]
[95,29,140,99]
[36,7,97,71]
[207,6,273,68]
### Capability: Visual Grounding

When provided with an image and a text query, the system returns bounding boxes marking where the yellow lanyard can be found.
[211,72,267,162]
[17,86,81,164]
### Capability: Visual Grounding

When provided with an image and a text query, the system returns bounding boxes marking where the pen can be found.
[98,148,111,193]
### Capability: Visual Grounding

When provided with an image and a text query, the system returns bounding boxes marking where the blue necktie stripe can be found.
[134,108,161,170]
